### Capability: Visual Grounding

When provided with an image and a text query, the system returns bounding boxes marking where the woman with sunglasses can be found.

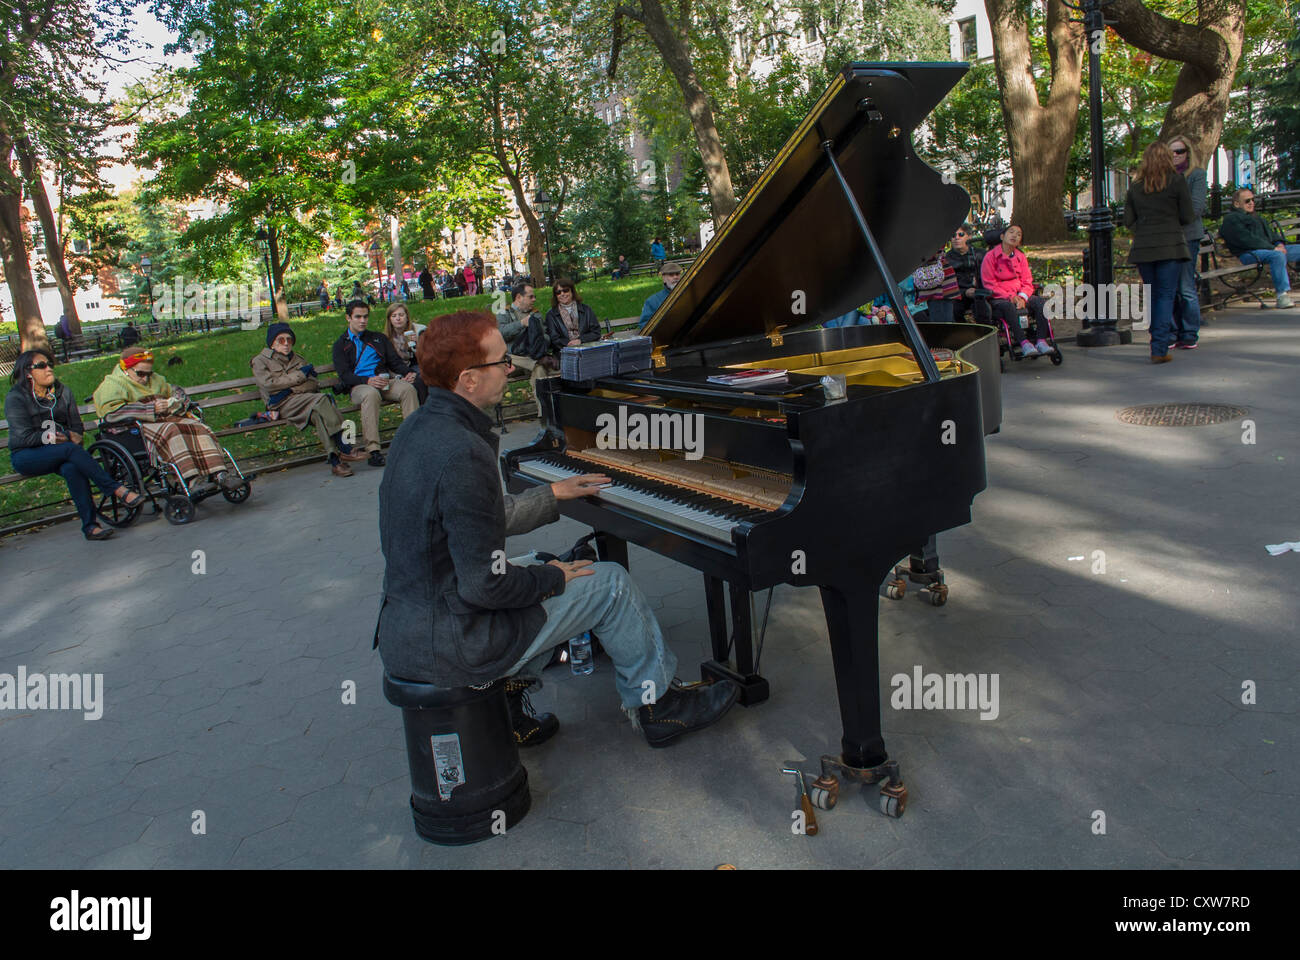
[5,349,142,540]
[1166,135,1207,347]
[543,278,602,354]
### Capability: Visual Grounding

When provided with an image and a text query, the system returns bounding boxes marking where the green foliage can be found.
[918,62,1011,224]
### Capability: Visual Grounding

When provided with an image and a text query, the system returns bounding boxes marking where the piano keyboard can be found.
[517,453,779,543]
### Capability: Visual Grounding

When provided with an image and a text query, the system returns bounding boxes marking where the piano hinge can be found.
[651,346,667,368]
[766,326,786,348]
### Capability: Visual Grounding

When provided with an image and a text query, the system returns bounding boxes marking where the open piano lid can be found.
[644,62,971,352]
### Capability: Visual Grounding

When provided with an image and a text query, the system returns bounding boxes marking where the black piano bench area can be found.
[382,675,530,845]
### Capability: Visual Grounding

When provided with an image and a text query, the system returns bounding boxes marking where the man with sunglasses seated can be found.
[1220,188,1300,310]
[92,346,239,492]
[375,310,740,750]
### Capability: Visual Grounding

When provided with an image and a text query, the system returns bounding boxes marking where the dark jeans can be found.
[11,442,120,533]
[1172,238,1201,344]
[1136,259,1183,356]
[989,295,1048,344]
[920,298,955,322]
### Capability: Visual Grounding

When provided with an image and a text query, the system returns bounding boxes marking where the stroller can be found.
[86,402,252,526]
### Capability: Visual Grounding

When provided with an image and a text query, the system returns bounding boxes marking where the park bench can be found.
[627,254,698,277]
[1195,234,1270,310]
[1272,215,1300,244]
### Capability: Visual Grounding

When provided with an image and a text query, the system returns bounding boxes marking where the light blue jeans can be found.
[504,561,678,710]
[1173,238,1202,344]
[1238,244,1300,293]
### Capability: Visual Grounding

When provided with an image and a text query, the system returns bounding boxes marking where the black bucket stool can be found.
[383,674,530,845]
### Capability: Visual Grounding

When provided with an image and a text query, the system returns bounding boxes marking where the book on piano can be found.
[560,341,618,381]
[705,368,789,387]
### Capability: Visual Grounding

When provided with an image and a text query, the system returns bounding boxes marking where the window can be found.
[804,23,819,43]
[958,18,977,61]
[614,104,622,121]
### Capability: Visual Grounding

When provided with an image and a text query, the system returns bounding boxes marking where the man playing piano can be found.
[375,310,740,748]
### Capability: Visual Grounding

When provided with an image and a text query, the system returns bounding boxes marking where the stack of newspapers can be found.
[614,336,653,374]
[561,341,619,380]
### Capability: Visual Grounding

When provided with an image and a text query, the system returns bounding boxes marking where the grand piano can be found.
[503,62,1001,816]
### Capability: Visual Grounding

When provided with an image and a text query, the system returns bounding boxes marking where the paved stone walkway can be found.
[1,307,1296,869]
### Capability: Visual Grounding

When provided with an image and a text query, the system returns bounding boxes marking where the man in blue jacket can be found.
[638,261,682,329]
[331,300,419,466]
[374,310,739,748]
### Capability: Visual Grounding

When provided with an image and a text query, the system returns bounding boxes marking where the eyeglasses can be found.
[30,361,52,370]
[468,356,514,371]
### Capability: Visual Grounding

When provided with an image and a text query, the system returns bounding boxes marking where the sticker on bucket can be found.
[431,733,466,801]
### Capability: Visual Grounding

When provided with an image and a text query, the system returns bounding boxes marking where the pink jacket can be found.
[980,246,1035,301]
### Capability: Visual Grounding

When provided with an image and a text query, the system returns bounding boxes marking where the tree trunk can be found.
[389,215,404,287]
[266,229,290,322]
[16,136,82,336]
[0,131,47,352]
[985,0,1085,242]
[634,0,738,227]
[1107,0,1246,166]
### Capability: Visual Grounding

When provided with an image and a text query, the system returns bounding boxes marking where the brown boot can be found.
[338,450,368,462]
[331,461,354,477]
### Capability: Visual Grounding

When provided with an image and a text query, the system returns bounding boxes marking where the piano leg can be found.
[817,583,908,817]
[700,577,770,707]
[819,584,889,769]
[594,532,629,570]
[894,535,949,606]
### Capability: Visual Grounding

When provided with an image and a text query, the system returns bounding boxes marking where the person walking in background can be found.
[1124,141,1193,364]
[318,280,331,312]
[454,267,468,295]
[419,265,435,300]
[1166,135,1206,347]
[471,250,485,287]
[464,260,478,296]
[1220,188,1300,309]
[650,237,666,267]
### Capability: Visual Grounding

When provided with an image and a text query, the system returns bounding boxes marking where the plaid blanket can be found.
[138,418,226,482]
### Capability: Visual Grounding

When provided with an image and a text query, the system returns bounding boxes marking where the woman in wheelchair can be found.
[92,347,240,495]
[6,349,143,540]
[980,224,1053,357]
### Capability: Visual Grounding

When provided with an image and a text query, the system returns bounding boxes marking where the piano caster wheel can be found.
[922,583,948,606]
[878,783,907,819]
[883,578,906,600]
[809,775,839,810]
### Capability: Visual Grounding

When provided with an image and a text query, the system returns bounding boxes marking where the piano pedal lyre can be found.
[813,756,907,819]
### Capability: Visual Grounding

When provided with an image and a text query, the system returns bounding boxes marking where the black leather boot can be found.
[637,680,739,748]
[505,678,558,747]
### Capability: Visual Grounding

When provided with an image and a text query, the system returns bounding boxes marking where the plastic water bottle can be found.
[568,632,594,676]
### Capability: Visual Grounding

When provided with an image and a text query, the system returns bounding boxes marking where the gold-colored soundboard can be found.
[727,342,966,387]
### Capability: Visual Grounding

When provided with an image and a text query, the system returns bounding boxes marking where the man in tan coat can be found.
[251,323,368,477]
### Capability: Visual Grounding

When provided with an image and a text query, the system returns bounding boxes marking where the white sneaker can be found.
[1278,293,1295,309]
[1035,339,1053,355]
[1019,340,1036,357]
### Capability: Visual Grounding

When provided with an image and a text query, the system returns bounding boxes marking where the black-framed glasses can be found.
[468,356,514,371]
[30,361,52,370]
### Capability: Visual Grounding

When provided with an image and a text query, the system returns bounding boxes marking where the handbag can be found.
[912,260,946,293]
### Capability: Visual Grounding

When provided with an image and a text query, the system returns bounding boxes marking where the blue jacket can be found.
[650,242,665,260]
[638,285,670,328]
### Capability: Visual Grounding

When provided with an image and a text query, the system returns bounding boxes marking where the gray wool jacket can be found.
[374,388,566,686]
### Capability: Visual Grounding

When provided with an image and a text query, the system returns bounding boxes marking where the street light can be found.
[502,222,517,277]
[369,239,384,298]
[139,255,154,320]
[1070,0,1121,347]
[254,227,275,316]
[534,188,554,284]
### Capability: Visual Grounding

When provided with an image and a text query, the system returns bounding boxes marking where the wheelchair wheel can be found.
[89,440,145,528]
[163,495,196,525]
[221,479,251,504]
[1050,349,1063,366]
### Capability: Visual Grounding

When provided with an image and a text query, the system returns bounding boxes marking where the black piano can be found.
[503,63,1001,816]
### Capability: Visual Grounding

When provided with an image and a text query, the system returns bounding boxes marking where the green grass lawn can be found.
[1,275,662,529]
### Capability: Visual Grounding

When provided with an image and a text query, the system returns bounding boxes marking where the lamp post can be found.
[1071,0,1122,347]
[140,255,154,320]
[534,188,554,284]
[254,227,276,317]
[502,222,517,278]
[369,239,384,298]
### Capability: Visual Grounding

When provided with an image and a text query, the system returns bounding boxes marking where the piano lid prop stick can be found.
[819,139,942,385]
[782,767,820,836]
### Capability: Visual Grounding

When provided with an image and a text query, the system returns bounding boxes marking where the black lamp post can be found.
[140,255,154,319]
[534,189,554,284]
[502,222,517,277]
[254,227,276,314]
[1071,0,1122,347]
[369,239,385,296]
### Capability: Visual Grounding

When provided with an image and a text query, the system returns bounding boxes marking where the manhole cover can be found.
[1116,402,1248,426]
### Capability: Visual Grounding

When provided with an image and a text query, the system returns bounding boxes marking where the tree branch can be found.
[1106,0,1233,75]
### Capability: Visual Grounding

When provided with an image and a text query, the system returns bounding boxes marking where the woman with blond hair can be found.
[384,302,428,403]
[1124,141,1193,363]
[1165,134,1208,348]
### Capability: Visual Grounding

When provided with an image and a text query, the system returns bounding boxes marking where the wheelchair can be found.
[86,403,252,526]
